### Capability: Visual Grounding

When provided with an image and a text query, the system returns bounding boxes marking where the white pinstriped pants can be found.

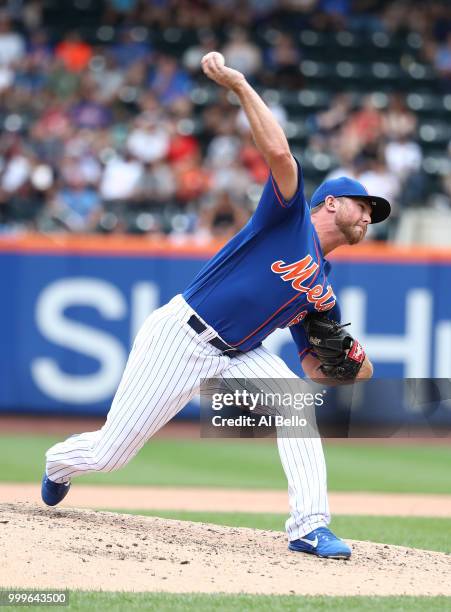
[45,295,330,540]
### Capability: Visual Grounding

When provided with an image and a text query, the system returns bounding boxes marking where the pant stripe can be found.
[221,345,329,539]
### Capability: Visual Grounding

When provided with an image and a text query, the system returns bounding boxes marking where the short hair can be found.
[311,201,325,214]
[311,196,345,215]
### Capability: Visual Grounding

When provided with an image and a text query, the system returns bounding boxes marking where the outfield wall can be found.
[1,235,451,420]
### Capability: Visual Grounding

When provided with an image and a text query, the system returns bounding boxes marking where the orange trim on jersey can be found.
[231,236,323,348]
[231,289,306,348]
[270,174,288,208]
[298,347,311,361]
[278,280,326,329]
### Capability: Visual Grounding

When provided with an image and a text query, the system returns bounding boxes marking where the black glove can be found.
[303,312,365,381]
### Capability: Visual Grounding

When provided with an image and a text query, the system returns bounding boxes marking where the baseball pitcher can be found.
[42,52,390,560]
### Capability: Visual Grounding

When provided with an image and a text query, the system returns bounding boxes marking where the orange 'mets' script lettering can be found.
[271,256,336,312]
[271,255,318,288]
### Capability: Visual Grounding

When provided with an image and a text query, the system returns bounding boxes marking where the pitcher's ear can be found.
[324,195,338,212]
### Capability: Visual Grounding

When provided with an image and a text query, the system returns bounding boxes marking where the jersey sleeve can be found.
[289,321,312,363]
[327,300,342,323]
[251,157,308,231]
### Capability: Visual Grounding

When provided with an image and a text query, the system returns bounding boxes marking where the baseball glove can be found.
[303,313,365,381]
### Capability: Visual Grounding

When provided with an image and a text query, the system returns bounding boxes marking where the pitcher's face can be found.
[335,197,372,245]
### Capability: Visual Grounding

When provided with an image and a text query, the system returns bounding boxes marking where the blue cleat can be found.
[41,474,71,507]
[289,527,351,559]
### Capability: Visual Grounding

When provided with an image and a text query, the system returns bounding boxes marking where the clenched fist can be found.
[201,51,246,92]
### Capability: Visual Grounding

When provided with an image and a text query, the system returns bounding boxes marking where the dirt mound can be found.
[1,503,450,596]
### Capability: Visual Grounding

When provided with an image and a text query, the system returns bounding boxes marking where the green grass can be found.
[1,435,451,494]
[2,592,450,612]
[103,510,451,554]
[326,444,451,494]
[0,436,285,488]
[64,594,447,612]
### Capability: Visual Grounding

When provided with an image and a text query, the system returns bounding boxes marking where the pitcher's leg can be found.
[46,302,226,483]
[221,345,330,539]
[277,435,330,539]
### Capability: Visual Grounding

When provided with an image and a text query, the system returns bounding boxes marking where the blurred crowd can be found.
[0,0,450,241]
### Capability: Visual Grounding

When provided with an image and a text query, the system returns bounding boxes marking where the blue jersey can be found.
[183,159,340,363]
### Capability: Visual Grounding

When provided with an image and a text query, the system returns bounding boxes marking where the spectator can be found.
[263,32,302,89]
[100,152,143,202]
[14,53,48,93]
[382,94,417,140]
[202,91,238,139]
[1,142,32,194]
[61,146,102,186]
[384,135,425,208]
[358,147,402,239]
[248,0,279,24]
[111,27,152,68]
[148,54,192,105]
[325,150,361,181]
[90,52,125,103]
[0,62,14,91]
[173,152,211,203]
[55,31,93,73]
[167,124,200,165]
[122,58,148,100]
[384,136,422,183]
[348,0,385,33]
[433,32,451,88]
[381,1,410,35]
[206,129,241,169]
[0,180,44,229]
[70,89,113,130]
[359,147,401,208]
[239,133,269,184]
[49,171,102,232]
[236,100,287,134]
[126,113,170,163]
[47,59,80,100]
[22,0,44,32]
[183,31,219,73]
[222,27,262,79]
[313,0,350,30]
[27,30,53,67]
[340,94,384,159]
[210,159,253,200]
[197,191,249,239]
[0,13,25,66]
[438,172,451,208]
[310,93,352,136]
[136,160,176,203]
[103,0,140,24]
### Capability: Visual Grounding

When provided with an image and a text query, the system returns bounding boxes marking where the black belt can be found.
[187,314,241,358]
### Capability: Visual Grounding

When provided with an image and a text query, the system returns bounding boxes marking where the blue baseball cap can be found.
[310,176,391,224]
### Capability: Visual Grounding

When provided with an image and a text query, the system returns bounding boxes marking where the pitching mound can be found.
[1,503,450,596]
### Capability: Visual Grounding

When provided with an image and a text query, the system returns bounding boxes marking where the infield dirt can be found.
[1,503,450,596]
